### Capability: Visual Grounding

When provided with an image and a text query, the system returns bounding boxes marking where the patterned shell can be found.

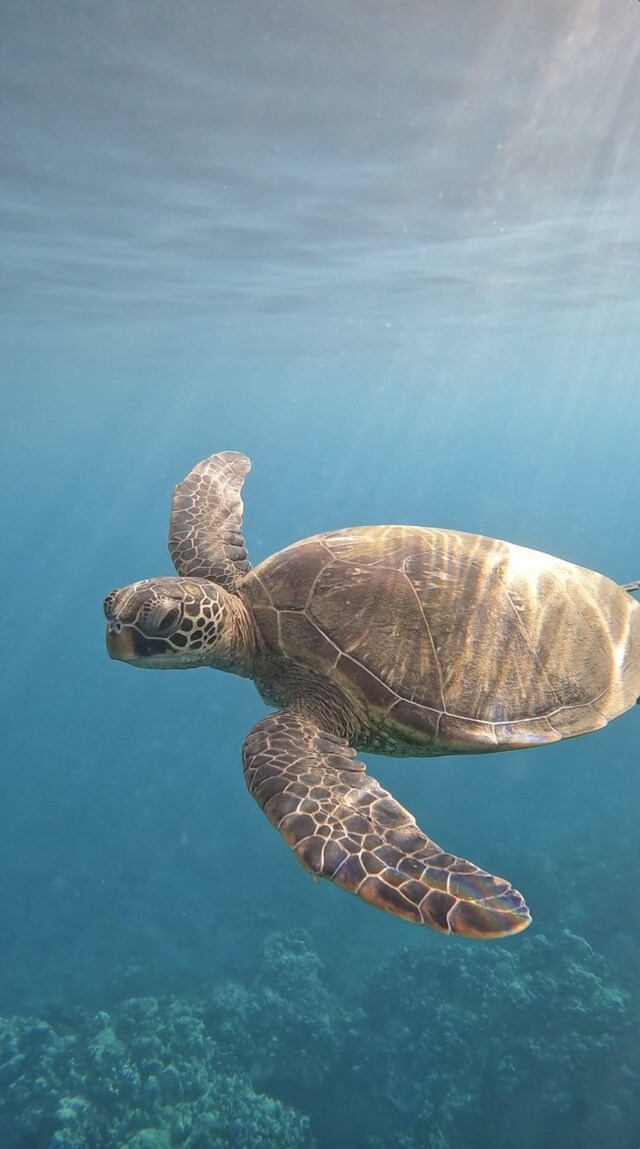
[242,525,640,755]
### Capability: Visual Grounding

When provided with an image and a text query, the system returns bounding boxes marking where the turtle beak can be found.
[106,625,138,663]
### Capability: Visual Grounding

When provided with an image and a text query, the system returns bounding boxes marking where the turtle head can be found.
[104,577,254,674]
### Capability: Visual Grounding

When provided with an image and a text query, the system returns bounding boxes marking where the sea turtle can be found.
[104,451,640,939]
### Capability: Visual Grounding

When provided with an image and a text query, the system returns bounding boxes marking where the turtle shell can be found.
[242,525,640,754]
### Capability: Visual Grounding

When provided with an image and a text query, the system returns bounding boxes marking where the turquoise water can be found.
[2,2,640,1146]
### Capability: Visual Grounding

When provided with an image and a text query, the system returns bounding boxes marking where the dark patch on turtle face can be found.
[111,631,173,660]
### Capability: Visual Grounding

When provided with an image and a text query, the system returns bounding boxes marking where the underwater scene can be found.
[2,2,640,1147]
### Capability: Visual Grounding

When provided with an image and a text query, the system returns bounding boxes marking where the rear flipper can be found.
[243,708,531,939]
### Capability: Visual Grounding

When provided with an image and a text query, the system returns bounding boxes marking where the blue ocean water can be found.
[2,1,640,1146]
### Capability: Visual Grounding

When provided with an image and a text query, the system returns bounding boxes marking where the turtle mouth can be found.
[106,625,139,663]
[106,625,176,666]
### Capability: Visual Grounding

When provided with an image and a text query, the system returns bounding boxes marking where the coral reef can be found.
[360,928,636,1149]
[0,927,637,1149]
[204,928,355,1092]
[0,978,314,1149]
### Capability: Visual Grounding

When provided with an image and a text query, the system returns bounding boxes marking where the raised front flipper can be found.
[169,451,252,588]
[243,709,531,939]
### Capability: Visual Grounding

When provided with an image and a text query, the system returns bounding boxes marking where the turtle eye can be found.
[156,605,181,635]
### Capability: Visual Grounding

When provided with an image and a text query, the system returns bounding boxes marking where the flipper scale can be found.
[169,451,252,586]
[243,709,531,939]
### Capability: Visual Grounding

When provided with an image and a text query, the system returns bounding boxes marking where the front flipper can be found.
[243,709,531,939]
[169,451,252,588]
